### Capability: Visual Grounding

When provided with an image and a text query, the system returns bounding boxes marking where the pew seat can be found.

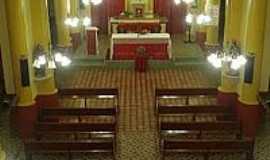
[25,139,115,160]
[161,139,254,160]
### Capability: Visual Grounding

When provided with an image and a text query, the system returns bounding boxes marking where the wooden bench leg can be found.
[68,152,72,160]
[246,152,254,160]
[25,153,32,160]
[203,153,209,160]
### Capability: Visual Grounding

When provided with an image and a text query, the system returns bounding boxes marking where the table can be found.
[110,33,172,60]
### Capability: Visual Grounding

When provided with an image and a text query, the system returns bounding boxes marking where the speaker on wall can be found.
[20,57,30,87]
[244,55,255,84]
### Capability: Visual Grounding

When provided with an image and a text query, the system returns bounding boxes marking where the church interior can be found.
[0,0,270,159]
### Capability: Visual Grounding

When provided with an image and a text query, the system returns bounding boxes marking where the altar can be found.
[109,15,168,34]
[110,33,172,60]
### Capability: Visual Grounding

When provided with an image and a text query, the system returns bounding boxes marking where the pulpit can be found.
[86,27,99,55]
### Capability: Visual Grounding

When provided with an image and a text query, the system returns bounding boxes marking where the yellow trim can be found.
[17,100,36,107]
[238,97,259,106]
[37,89,58,96]
[0,150,6,160]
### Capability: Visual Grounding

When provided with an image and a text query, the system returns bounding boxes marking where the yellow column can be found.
[0,0,15,94]
[30,0,57,95]
[260,0,270,92]
[238,0,267,104]
[125,0,128,12]
[218,0,243,93]
[198,0,207,12]
[149,0,154,14]
[70,0,80,33]
[0,145,6,160]
[205,0,220,46]
[227,0,243,42]
[54,0,71,47]
[5,0,36,106]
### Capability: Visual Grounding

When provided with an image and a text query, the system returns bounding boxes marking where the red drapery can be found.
[154,0,187,34]
[91,0,125,33]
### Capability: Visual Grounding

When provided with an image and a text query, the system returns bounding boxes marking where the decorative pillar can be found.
[54,0,71,47]
[196,0,207,49]
[0,144,6,160]
[217,0,243,108]
[70,0,81,50]
[260,1,270,92]
[237,0,267,137]
[205,0,220,46]
[30,0,58,107]
[0,0,15,95]
[5,0,38,138]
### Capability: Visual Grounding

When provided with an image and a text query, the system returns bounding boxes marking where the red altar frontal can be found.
[110,33,172,60]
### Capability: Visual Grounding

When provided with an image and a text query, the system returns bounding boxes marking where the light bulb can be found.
[38,55,47,65]
[82,0,90,5]
[82,17,91,27]
[237,55,247,65]
[213,59,222,68]
[54,52,63,62]
[231,59,241,70]
[174,0,182,5]
[61,56,71,66]
[64,18,72,26]
[196,14,212,25]
[48,60,56,69]
[91,0,102,5]
[196,14,204,25]
[183,0,194,4]
[33,59,41,68]
[70,17,79,27]
[204,15,212,23]
[185,13,193,24]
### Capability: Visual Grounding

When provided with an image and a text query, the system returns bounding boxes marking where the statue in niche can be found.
[135,7,143,17]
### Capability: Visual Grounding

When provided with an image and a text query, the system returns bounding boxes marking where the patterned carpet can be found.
[1,67,270,160]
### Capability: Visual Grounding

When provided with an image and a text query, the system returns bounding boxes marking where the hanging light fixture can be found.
[33,44,72,69]
[207,42,247,71]
[174,0,195,4]
[82,0,103,6]
[185,13,194,24]
[196,14,212,25]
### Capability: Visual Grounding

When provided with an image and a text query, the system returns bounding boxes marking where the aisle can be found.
[60,67,216,159]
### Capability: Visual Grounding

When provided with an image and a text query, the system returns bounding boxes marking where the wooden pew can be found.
[24,139,115,160]
[161,138,254,160]
[158,104,235,122]
[160,121,242,139]
[58,88,119,108]
[30,122,116,159]
[155,88,219,113]
[39,107,118,122]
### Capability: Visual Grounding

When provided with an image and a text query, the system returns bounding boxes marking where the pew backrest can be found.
[36,122,116,132]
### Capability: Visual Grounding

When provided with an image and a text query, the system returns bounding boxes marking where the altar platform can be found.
[110,33,172,60]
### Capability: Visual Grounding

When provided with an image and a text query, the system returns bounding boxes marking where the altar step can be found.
[72,55,207,69]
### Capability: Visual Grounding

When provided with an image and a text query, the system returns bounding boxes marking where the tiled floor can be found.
[0,67,270,160]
